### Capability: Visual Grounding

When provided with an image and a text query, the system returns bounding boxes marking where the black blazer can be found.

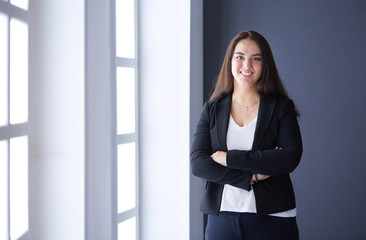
[190,94,303,216]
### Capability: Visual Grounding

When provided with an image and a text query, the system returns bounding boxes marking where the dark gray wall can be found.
[203,0,366,239]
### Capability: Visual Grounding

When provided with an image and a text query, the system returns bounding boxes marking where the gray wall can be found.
[203,0,366,239]
[190,0,205,239]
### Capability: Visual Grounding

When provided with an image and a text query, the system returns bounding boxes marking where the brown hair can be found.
[209,31,289,101]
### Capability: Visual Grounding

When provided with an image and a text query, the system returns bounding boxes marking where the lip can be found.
[240,70,253,77]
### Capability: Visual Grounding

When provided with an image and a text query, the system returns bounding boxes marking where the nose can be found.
[243,58,251,69]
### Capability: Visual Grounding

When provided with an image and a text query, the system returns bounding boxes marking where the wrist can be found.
[251,173,259,183]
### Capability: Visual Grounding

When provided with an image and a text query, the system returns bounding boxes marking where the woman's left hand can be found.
[211,151,227,167]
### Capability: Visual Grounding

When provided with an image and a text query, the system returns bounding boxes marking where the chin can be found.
[235,79,256,86]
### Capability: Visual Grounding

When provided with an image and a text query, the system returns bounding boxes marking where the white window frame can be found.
[0,1,30,240]
[114,0,139,239]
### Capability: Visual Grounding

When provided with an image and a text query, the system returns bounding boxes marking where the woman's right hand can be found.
[251,146,281,182]
[251,173,270,182]
[257,174,270,181]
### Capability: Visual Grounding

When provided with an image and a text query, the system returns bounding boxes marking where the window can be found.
[0,1,30,240]
[115,0,139,239]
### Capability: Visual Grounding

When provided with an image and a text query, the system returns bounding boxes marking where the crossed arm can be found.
[210,149,279,182]
[190,99,302,190]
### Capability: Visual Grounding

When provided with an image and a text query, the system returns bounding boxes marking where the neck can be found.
[232,85,260,105]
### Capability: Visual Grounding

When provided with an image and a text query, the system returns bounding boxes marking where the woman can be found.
[190,31,303,240]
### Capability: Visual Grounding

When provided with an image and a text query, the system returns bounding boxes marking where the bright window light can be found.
[9,18,28,125]
[10,0,29,10]
[117,67,135,135]
[0,140,9,240]
[118,142,136,213]
[0,13,8,127]
[9,136,28,240]
[116,0,135,58]
[118,217,136,240]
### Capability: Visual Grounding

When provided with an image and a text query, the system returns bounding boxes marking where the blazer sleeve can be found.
[226,99,303,175]
[190,102,252,191]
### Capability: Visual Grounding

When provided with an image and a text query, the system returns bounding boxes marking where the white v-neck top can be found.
[220,114,257,213]
[220,114,296,217]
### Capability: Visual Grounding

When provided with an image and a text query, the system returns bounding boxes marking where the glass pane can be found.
[9,18,28,125]
[116,0,135,58]
[118,217,136,240]
[10,0,29,10]
[9,136,28,240]
[0,14,8,127]
[117,67,135,135]
[118,142,136,213]
[0,140,9,240]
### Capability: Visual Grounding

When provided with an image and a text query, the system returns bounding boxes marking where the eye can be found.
[235,55,244,60]
[253,57,262,61]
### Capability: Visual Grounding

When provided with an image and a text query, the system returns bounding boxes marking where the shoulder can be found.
[273,96,297,119]
[275,96,294,107]
[262,95,294,107]
[208,94,231,105]
[204,94,231,111]
[262,95,297,118]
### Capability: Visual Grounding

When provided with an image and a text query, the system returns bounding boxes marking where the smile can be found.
[240,71,253,77]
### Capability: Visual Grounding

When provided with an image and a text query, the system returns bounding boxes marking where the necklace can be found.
[233,98,259,111]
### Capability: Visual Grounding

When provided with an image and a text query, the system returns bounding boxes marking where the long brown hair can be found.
[209,31,289,101]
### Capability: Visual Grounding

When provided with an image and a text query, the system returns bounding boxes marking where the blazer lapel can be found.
[214,94,275,151]
[215,95,232,151]
[252,95,275,149]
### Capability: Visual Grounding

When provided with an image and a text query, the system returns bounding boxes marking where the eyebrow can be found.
[234,52,262,56]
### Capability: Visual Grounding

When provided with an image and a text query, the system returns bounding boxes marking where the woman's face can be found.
[231,38,263,88]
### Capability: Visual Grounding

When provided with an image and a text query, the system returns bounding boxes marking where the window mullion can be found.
[116,57,136,68]
[0,123,29,141]
[118,208,137,223]
[117,133,136,145]
[0,1,29,22]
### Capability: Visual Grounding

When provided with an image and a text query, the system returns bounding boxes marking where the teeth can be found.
[241,71,252,76]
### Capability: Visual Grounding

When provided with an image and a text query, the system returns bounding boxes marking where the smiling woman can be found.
[231,39,263,88]
[191,31,303,240]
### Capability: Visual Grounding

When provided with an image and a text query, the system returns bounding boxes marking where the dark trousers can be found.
[205,212,299,240]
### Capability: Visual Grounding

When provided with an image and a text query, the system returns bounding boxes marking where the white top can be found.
[220,114,296,217]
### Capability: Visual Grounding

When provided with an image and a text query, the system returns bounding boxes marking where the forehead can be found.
[234,39,261,54]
